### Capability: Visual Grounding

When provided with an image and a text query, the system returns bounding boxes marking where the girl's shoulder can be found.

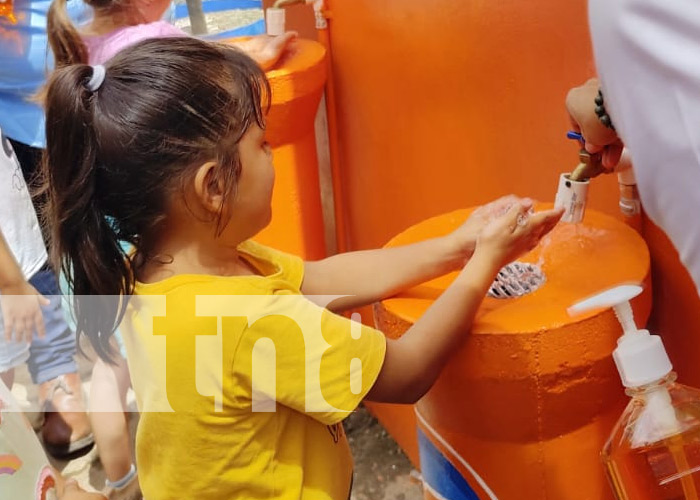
[132,21,188,39]
[238,240,305,288]
[84,22,188,65]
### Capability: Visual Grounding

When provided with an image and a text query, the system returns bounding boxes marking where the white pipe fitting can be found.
[554,173,590,224]
[310,0,327,29]
[265,7,286,36]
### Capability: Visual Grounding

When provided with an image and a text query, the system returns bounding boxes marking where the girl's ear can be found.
[193,161,226,214]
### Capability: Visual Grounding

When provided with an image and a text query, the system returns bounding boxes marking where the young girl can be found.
[48,0,286,480]
[47,0,296,68]
[45,1,292,496]
[0,129,49,389]
[41,37,563,500]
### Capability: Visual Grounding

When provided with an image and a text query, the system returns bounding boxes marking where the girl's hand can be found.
[473,202,564,269]
[0,280,49,344]
[449,195,531,264]
[233,32,298,71]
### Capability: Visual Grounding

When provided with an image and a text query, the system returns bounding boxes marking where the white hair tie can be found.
[86,64,106,92]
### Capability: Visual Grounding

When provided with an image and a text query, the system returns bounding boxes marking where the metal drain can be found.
[488,262,545,299]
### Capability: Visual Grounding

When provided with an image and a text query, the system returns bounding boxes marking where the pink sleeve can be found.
[154,22,189,38]
[87,22,189,65]
[123,22,188,45]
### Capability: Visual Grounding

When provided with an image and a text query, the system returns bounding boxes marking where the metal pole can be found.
[185,0,208,35]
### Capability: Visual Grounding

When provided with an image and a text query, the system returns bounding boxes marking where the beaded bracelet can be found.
[594,89,615,130]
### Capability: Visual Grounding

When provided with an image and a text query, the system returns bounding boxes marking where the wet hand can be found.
[0,280,49,344]
[566,78,624,170]
[449,195,531,263]
[474,202,564,269]
[234,32,298,71]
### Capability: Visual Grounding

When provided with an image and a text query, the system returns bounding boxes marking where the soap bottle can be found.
[570,285,700,500]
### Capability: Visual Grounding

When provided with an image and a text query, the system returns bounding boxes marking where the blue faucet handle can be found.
[567,131,585,143]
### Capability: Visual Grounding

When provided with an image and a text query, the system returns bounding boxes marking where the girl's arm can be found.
[366,204,563,404]
[228,32,298,71]
[302,195,523,312]
[302,236,463,312]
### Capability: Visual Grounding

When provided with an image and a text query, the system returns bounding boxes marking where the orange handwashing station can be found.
[374,207,650,499]
[221,37,328,260]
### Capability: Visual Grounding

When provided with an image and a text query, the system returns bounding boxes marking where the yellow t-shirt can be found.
[120,241,387,500]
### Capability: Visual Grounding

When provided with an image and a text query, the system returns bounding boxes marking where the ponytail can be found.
[47,0,88,67]
[42,38,271,360]
[42,65,131,360]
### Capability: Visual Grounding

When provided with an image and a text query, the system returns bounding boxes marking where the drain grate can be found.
[488,262,545,299]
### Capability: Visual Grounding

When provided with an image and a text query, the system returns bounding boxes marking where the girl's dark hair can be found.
[42,37,270,359]
[48,0,129,67]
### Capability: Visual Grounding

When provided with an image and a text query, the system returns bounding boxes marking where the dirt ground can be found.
[346,406,424,500]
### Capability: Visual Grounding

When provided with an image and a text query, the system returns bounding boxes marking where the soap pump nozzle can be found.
[569,284,672,389]
[570,285,680,440]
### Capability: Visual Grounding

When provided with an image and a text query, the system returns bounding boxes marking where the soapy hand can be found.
[566,78,624,170]
[231,32,298,71]
[449,195,528,262]
[474,202,564,268]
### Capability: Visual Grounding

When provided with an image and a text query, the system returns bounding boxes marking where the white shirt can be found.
[589,0,700,293]
[0,129,47,280]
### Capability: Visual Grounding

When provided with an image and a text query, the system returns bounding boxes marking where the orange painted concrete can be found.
[223,38,328,259]
[374,207,651,499]
[322,0,637,476]
[326,0,616,253]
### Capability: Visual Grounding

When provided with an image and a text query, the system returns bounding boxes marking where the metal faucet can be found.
[570,148,605,182]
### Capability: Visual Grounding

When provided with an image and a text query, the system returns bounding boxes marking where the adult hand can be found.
[566,78,624,169]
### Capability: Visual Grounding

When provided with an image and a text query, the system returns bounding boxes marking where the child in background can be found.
[0,130,49,390]
[0,131,103,500]
[48,0,296,68]
[41,37,563,500]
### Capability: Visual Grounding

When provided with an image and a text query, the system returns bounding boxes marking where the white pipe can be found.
[616,149,641,218]
[554,173,590,224]
[310,0,327,29]
[265,7,286,35]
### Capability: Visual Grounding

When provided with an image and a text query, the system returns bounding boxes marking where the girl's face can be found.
[225,124,275,241]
